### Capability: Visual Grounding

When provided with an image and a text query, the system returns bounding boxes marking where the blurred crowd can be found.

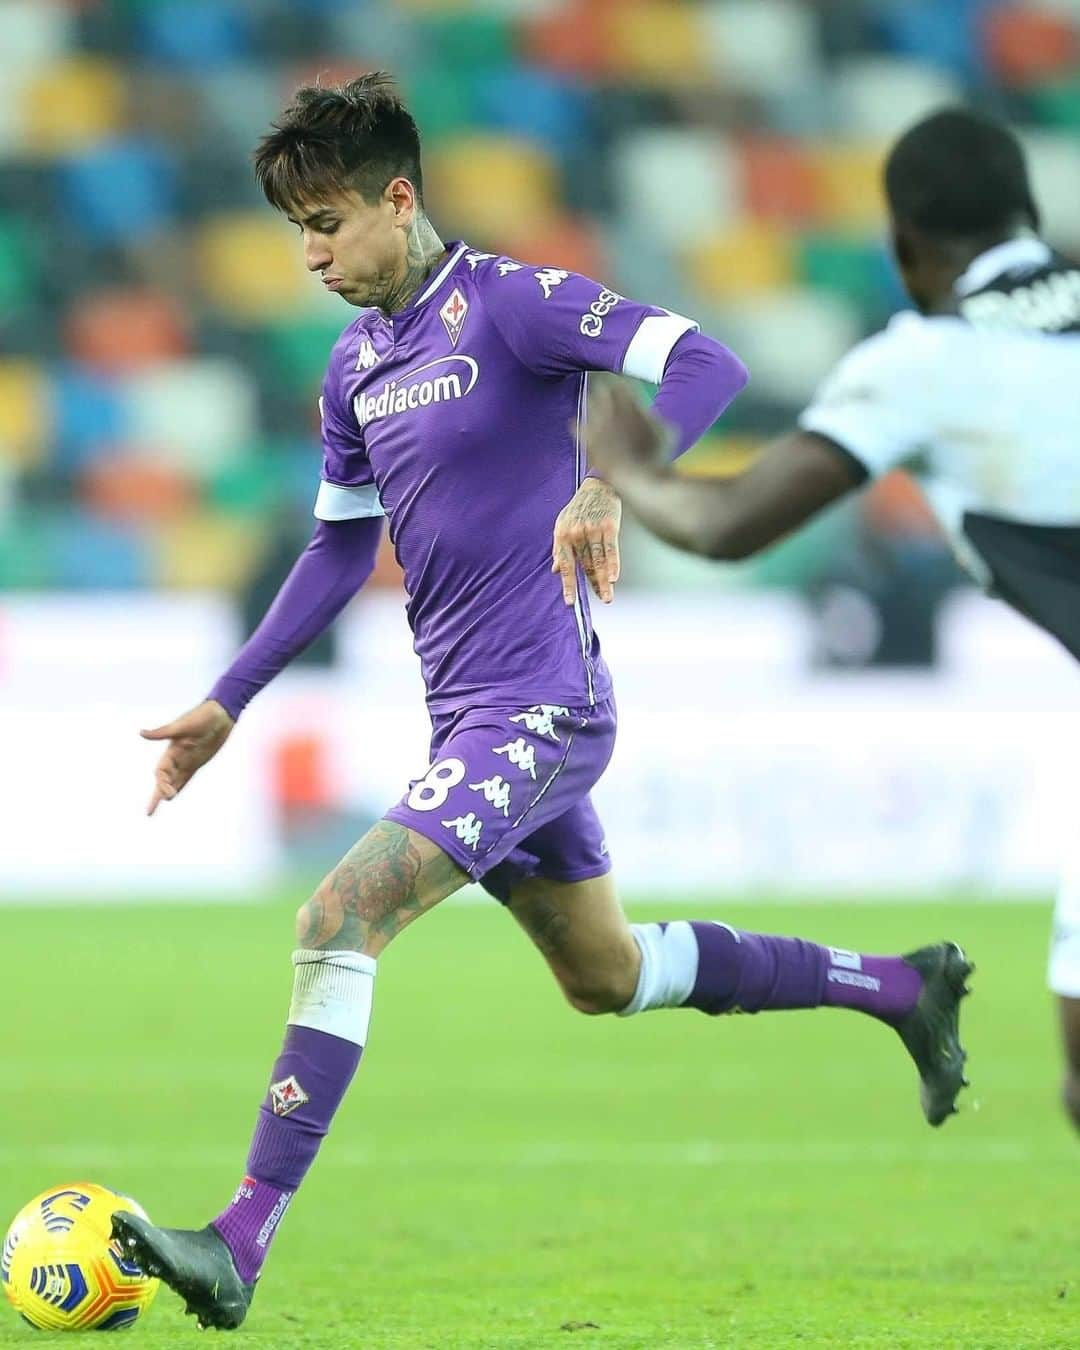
[2,0,1079,661]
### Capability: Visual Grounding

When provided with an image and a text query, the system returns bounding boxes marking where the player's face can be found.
[288,182,412,309]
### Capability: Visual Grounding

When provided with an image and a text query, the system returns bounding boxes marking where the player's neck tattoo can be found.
[381,215,446,315]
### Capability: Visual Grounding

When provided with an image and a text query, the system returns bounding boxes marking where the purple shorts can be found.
[385,698,616,903]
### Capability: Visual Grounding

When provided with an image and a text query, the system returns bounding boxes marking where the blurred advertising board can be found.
[0,592,1072,899]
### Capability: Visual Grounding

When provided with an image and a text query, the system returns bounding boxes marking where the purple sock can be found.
[685,923,921,1024]
[213,1024,362,1283]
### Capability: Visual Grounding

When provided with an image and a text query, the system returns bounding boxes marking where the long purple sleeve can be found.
[649,329,748,459]
[208,515,383,720]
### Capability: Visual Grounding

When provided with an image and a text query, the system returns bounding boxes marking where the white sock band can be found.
[287,949,377,1047]
[619,922,700,1016]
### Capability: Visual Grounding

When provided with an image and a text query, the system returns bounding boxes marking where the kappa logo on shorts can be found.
[493,737,537,780]
[442,812,484,849]
[509,705,570,741]
[469,774,512,817]
[269,1074,310,1117]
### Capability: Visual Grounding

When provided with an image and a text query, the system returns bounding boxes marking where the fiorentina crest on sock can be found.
[269,1075,309,1117]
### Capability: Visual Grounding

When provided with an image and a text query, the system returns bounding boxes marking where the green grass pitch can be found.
[1,895,1074,1348]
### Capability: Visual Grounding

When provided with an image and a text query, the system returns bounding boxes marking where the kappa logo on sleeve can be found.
[535,267,570,299]
[439,287,469,346]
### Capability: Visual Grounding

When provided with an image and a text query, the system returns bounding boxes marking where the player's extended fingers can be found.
[586,536,613,603]
[140,720,182,741]
[553,543,577,606]
[146,787,162,817]
[603,524,621,586]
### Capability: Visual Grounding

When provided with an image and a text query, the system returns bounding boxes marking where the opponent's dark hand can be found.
[140,699,235,816]
[581,381,673,485]
[551,476,622,606]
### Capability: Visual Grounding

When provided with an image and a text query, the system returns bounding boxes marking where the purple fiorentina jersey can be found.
[316,242,698,713]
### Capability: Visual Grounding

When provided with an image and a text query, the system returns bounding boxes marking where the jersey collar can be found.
[954,235,1053,297]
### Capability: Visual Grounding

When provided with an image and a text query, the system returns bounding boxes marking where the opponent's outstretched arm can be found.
[142,515,383,814]
[582,381,863,561]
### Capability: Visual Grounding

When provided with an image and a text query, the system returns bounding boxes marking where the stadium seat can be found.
[196,214,309,319]
[473,67,590,155]
[410,11,513,70]
[613,127,740,248]
[832,56,964,139]
[153,508,264,590]
[122,359,257,476]
[192,69,284,156]
[136,0,253,70]
[0,216,39,311]
[684,222,797,302]
[23,58,126,155]
[1021,130,1080,252]
[500,213,608,281]
[1030,76,1080,129]
[982,5,1079,87]
[520,0,612,78]
[0,361,48,469]
[739,136,822,224]
[48,367,130,473]
[808,141,889,231]
[80,451,195,524]
[605,2,710,87]
[0,1,73,75]
[798,232,895,320]
[260,318,348,399]
[403,68,479,144]
[717,287,862,405]
[874,0,986,82]
[56,139,176,243]
[701,0,822,94]
[0,519,54,588]
[425,135,559,242]
[52,512,151,590]
[65,289,189,376]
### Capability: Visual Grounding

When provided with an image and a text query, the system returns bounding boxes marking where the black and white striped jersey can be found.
[798,237,1080,660]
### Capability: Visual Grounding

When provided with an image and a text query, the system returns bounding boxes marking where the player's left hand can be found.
[551,476,622,606]
[580,380,673,485]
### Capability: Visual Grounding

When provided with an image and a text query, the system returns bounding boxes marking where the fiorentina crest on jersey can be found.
[440,287,469,346]
[269,1074,310,1117]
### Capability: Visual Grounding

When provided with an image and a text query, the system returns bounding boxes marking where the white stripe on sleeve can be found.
[313,480,385,521]
[621,312,699,384]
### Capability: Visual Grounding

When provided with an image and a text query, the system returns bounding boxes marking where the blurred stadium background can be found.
[2,0,1080,899]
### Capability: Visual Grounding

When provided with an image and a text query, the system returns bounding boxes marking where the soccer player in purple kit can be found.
[112,76,972,1330]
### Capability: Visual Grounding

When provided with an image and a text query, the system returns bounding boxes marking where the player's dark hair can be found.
[254,72,423,212]
[884,106,1039,239]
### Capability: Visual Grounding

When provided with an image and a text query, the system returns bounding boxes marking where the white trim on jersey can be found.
[571,371,596,706]
[313,480,385,521]
[413,243,469,308]
[954,235,1051,297]
[621,311,699,384]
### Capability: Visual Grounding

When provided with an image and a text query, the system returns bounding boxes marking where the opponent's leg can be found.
[1059,998,1080,1131]
[113,822,466,1329]
[507,873,972,1125]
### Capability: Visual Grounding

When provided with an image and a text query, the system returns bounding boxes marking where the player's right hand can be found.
[140,700,235,816]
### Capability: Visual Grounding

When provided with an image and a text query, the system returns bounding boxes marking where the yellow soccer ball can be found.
[2,1182,159,1331]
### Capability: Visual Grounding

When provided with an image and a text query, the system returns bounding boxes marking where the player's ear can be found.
[386,176,416,225]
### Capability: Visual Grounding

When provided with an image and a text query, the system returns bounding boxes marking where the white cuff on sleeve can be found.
[621,312,699,384]
[314,481,385,521]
